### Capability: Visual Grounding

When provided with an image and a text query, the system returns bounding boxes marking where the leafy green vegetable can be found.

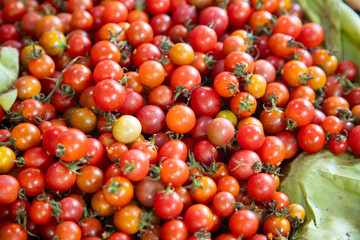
[299,0,360,83]
[0,47,19,111]
[280,150,360,239]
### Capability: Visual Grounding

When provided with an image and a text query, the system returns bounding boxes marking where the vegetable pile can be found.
[0,0,359,240]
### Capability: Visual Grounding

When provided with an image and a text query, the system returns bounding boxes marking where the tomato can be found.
[262,82,289,107]
[54,128,88,162]
[281,60,309,87]
[11,123,41,151]
[236,124,265,151]
[154,187,183,220]
[70,108,97,133]
[230,92,257,118]
[273,14,302,38]
[113,205,142,235]
[42,125,68,155]
[254,59,276,83]
[207,117,235,146]
[189,176,217,204]
[80,217,103,238]
[54,221,82,240]
[297,124,326,153]
[212,191,235,217]
[139,60,165,88]
[189,25,217,53]
[322,96,350,116]
[160,219,188,240]
[17,168,45,197]
[288,203,306,222]
[135,176,164,207]
[91,190,116,217]
[14,75,42,100]
[263,216,291,238]
[112,115,142,144]
[166,105,196,134]
[39,30,66,57]
[199,6,228,35]
[184,204,214,233]
[0,175,19,205]
[59,197,84,222]
[169,42,194,66]
[215,233,238,240]
[0,222,27,240]
[285,98,315,128]
[322,116,342,134]
[247,173,276,201]
[312,49,338,76]
[172,3,198,25]
[76,166,104,193]
[227,0,251,27]
[67,34,92,58]
[120,149,149,181]
[349,126,360,156]
[108,232,132,240]
[289,85,315,103]
[28,54,55,80]
[268,33,295,57]
[276,132,298,159]
[336,60,359,82]
[229,209,259,238]
[160,158,189,187]
[103,176,134,208]
[93,79,126,111]
[119,88,144,116]
[256,136,286,166]
[224,51,254,74]
[170,65,201,91]
[228,150,260,181]
[90,41,121,65]
[297,22,324,48]
[126,20,153,47]
[45,162,77,192]
[0,147,16,174]
[63,64,93,93]
[213,71,240,98]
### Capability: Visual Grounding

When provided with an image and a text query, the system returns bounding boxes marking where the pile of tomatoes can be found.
[0,0,360,239]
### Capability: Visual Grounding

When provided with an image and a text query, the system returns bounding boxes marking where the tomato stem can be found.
[103,178,123,195]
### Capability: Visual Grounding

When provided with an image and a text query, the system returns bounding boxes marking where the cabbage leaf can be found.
[0,47,19,111]
[280,150,360,239]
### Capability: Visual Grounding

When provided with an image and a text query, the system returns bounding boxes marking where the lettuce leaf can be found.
[0,47,19,111]
[280,150,360,239]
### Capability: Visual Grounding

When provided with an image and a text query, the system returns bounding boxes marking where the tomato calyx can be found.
[36,189,63,222]
[233,199,257,212]
[165,130,184,140]
[51,32,69,56]
[337,108,358,122]
[101,112,118,131]
[135,0,146,11]
[53,0,67,11]
[232,63,250,79]
[12,156,26,168]
[108,30,127,50]
[187,152,206,172]
[337,70,358,95]
[287,38,305,49]
[204,52,217,70]
[298,73,314,85]
[138,210,155,235]
[263,93,282,113]
[202,158,222,175]
[14,200,40,238]
[227,82,240,96]
[155,52,171,66]
[79,206,100,224]
[193,228,211,240]
[121,160,136,174]
[186,175,204,194]
[313,87,326,110]
[285,118,297,131]
[28,43,44,60]
[0,133,17,150]
[149,164,161,181]
[103,178,123,195]
[237,94,256,114]
[253,162,282,175]
[283,50,304,61]
[255,0,265,9]
[60,160,89,174]
[185,19,197,32]
[264,200,291,219]
[173,85,191,103]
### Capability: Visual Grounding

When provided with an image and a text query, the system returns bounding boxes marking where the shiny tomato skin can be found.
[297,124,326,153]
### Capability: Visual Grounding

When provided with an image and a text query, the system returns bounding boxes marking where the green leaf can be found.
[280,150,360,239]
[0,89,18,111]
[0,47,19,111]
[0,47,19,94]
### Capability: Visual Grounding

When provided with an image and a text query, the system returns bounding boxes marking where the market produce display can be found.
[0,0,359,240]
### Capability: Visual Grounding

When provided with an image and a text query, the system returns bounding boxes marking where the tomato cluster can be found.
[0,0,360,239]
